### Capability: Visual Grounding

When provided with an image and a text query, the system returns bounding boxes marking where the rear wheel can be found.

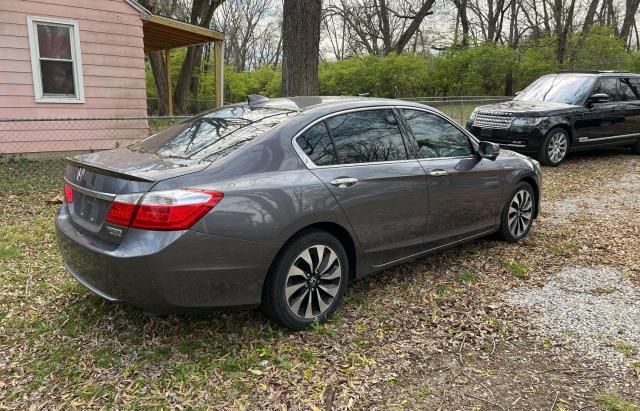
[498,182,535,243]
[631,140,640,154]
[538,128,569,166]
[262,230,348,330]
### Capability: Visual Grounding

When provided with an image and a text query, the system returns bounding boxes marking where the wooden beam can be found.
[165,49,173,116]
[142,15,224,41]
[214,40,223,108]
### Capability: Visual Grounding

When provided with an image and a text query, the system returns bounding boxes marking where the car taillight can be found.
[105,189,223,231]
[64,183,74,203]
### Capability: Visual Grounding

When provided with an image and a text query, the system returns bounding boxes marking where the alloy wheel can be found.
[547,132,568,164]
[508,189,533,238]
[285,245,342,319]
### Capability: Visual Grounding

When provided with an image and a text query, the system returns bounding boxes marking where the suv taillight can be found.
[105,189,223,231]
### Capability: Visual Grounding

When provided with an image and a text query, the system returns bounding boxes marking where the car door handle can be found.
[330,177,358,188]
[429,169,449,177]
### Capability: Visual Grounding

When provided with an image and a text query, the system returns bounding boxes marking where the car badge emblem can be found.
[76,167,86,182]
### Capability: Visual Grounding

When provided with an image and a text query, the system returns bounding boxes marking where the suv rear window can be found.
[132,106,298,161]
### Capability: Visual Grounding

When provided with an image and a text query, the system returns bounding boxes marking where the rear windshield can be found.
[515,74,597,105]
[132,105,299,161]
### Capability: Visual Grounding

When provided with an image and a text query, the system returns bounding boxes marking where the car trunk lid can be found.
[64,148,210,243]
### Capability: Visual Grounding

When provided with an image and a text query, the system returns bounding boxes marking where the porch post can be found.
[214,40,224,108]
[165,49,173,116]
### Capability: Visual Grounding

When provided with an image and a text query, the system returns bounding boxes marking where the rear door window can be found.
[325,109,408,164]
[593,78,619,101]
[621,78,640,101]
[401,109,473,158]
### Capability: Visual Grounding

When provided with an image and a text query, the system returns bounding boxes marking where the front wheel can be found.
[538,128,570,166]
[261,230,348,330]
[498,182,536,243]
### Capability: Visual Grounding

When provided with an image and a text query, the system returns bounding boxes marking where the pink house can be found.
[0,0,224,155]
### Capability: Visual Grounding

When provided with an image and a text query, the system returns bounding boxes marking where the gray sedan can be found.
[56,96,541,329]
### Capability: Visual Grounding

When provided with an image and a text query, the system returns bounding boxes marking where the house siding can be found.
[0,0,148,154]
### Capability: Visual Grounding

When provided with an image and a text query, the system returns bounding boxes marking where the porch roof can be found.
[141,14,224,53]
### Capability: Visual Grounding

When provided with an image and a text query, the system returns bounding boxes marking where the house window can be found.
[27,16,85,103]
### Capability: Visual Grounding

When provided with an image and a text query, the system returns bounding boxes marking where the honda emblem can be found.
[76,167,86,182]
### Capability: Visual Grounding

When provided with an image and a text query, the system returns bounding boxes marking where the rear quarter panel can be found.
[151,126,358,254]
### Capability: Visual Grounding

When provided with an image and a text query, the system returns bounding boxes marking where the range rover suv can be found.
[466,71,640,165]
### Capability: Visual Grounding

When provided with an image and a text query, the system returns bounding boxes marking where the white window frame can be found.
[27,16,85,104]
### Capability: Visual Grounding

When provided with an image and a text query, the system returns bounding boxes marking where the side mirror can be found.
[588,93,610,105]
[478,141,500,161]
[514,91,521,96]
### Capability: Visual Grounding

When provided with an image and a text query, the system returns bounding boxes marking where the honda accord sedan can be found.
[56,96,541,329]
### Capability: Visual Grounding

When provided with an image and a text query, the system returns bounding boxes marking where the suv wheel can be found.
[539,128,569,166]
[262,230,348,330]
[498,182,535,243]
[631,140,640,154]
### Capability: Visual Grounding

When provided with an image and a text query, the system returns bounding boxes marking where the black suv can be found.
[466,71,640,165]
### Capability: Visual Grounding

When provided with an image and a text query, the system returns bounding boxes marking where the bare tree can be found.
[452,0,470,46]
[215,0,281,71]
[282,0,322,96]
[324,0,437,55]
[582,0,601,32]
[173,0,225,114]
[620,0,640,48]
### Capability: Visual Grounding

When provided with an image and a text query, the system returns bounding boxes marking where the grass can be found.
[614,341,638,358]
[598,394,639,411]
[1,153,639,409]
[550,240,577,254]
[455,271,478,284]
[505,259,528,279]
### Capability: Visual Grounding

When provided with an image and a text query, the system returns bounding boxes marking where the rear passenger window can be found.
[401,109,473,158]
[621,78,640,101]
[593,78,619,101]
[326,110,408,164]
[297,122,338,166]
[629,78,640,97]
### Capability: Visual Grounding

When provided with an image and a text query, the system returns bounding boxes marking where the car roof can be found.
[242,96,426,112]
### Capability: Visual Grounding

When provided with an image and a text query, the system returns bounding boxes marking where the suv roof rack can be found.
[557,70,631,74]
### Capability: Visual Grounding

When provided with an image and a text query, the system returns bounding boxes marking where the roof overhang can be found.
[141,14,224,53]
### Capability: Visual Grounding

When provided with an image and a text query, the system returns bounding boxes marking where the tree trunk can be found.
[173,45,204,114]
[453,0,470,47]
[391,0,436,53]
[582,0,600,32]
[148,52,169,116]
[282,0,322,96]
[620,0,640,48]
[173,0,223,114]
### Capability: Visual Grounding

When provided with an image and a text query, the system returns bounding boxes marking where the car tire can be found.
[538,127,570,166]
[631,140,640,154]
[497,182,536,243]
[261,229,348,330]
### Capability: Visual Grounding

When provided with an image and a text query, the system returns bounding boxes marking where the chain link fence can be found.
[0,116,190,195]
[146,96,513,119]
[1,96,513,194]
[402,96,512,125]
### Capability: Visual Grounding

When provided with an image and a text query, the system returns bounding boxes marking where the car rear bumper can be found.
[466,122,545,154]
[55,206,275,312]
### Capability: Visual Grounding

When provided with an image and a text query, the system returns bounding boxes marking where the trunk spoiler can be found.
[66,158,156,183]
